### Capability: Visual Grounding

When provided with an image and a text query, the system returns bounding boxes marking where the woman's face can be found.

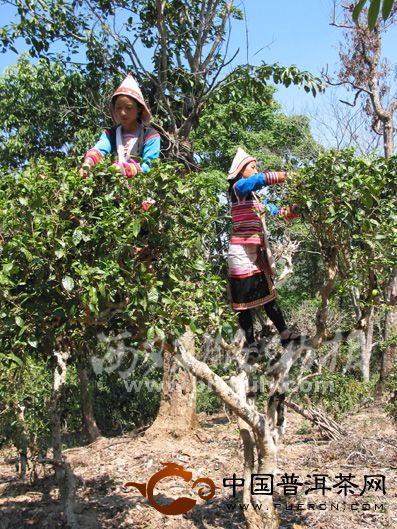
[113,95,140,131]
[241,160,257,178]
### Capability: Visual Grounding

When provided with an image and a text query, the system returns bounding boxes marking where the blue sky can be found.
[232,0,397,149]
[0,0,396,148]
[0,0,347,96]
[234,1,339,79]
[232,1,396,112]
[234,0,340,109]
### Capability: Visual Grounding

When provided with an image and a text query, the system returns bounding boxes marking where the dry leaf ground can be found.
[0,405,396,529]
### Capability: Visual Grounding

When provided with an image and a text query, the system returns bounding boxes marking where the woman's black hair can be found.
[111,94,144,121]
[228,175,242,197]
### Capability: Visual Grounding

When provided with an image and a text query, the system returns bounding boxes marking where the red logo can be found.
[124,462,217,515]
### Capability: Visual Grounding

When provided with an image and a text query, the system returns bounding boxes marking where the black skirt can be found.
[229,271,276,310]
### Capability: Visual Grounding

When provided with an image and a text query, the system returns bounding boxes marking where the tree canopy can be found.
[0,158,232,355]
[193,83,320,172]
[0,55,107,168]
[0,0,324,165]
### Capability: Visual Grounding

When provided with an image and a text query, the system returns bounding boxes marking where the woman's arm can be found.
[83,130,112,167]
[141,134,161,174]
[234,171,287,198]
[80,130,113,177]
[262,199,299,220]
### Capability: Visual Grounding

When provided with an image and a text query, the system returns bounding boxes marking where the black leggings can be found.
[237,300,287,344]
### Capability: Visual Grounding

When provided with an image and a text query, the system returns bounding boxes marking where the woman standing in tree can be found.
[227,147,304,359]
[79,74,160,178]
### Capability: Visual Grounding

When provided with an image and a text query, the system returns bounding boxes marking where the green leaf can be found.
[353,0,368,23]
[192,259,206,271]
[154,326,166,341]
[147,325,155,341]
[131,218,141,238]
[148,287,159,303]
[15,316,24,327]
[62,276,75,291]
[6,353,23,367]
[382,0,394,19]
[98,282,106,297]
[222,321,234,340]
[28,337,38,348]
[72,228,84,246]
[363,192,373,208]
[368,0,381,29]
[20,247,33,261]
[3,263,13,274]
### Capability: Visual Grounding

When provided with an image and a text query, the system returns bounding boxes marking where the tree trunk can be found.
[77,359,101,442]
[149,340,198,435]
[361,306,375,382]
[236,380,279,529]
[378,269,397,394]
[47,344,80,528]
[313,246,338,347]
[179,330,280,529]
[14,403,29,480]
[48,347,69,482]
[383,117,394,159]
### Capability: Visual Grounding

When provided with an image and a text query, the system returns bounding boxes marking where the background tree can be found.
[328,2,397,158]
[0,55,108,169]
[324,2,397,387]
[193,82,321,171]
[0,0,324,165]
[307,88,383,155]
[289,148,397,381]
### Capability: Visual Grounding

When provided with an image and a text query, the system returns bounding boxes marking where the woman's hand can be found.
[112,161,141,177]
[79,162,93,179]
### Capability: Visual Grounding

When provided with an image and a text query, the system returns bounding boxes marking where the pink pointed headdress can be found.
[227,147,256,180]
[110,74,152,125]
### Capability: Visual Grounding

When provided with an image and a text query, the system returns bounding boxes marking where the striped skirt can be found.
[227,243,276,311]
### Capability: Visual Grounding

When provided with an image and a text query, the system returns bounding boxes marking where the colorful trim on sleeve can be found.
[113,161,140,178]
[278,205,299,220]
[83,130,113,166]
[263,171,287,185]
[84,148,103,166]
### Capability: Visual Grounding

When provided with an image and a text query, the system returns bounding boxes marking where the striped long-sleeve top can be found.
[84,124,160,174]
[230,171,296,245]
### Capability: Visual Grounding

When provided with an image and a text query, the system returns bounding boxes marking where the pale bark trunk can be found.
[383,118,394,159]
[77,360,101,442]
[48,348,69,482]
[179,330,280,529]
[253,425,279,529]
[313,246,338,347]
[379,270,397,394]
[351,287,374,382]
[14,403,29,480]
[361,306,375,382]
[149,340,198,434]
[47,345,80,528]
